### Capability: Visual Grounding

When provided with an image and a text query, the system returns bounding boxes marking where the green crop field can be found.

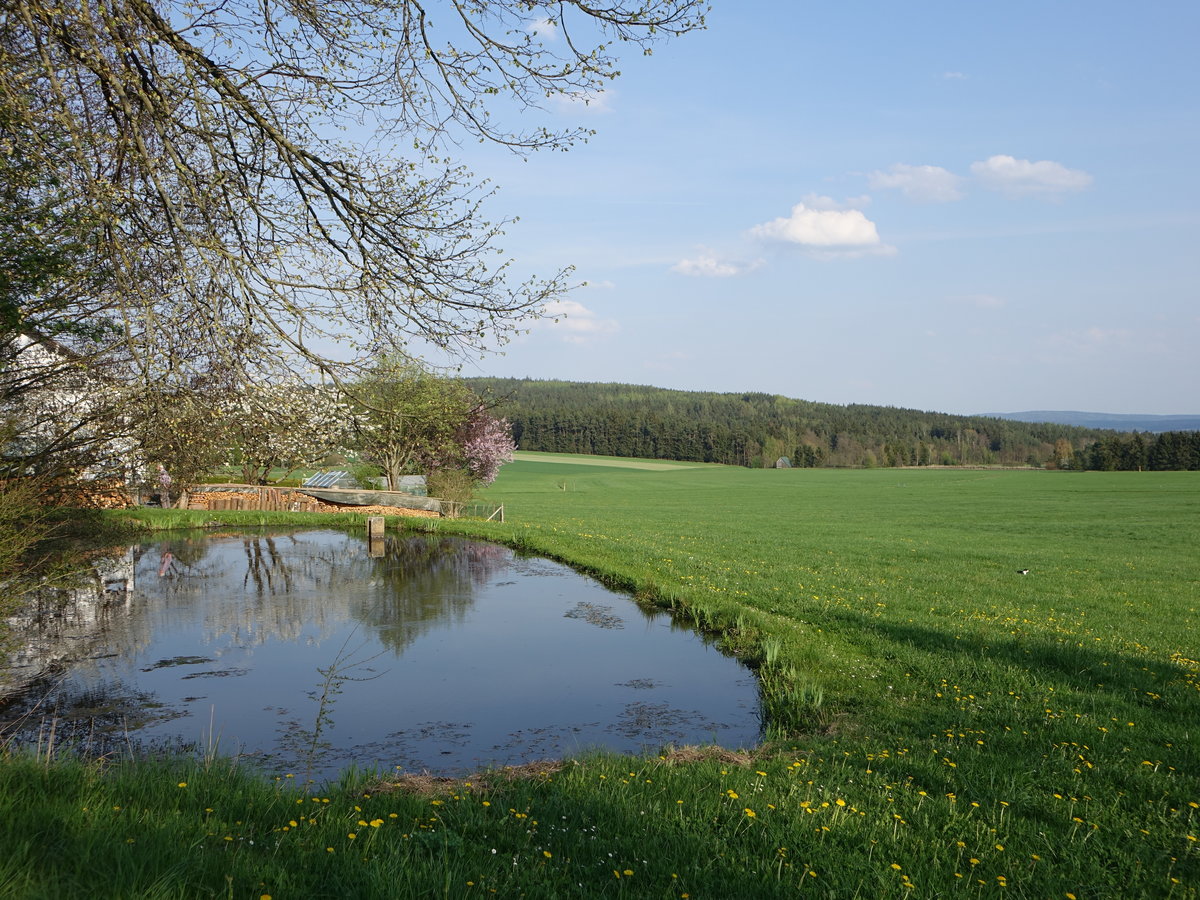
[3,460,1197,898]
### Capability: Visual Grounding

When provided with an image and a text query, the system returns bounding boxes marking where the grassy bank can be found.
[3,459,1198,897]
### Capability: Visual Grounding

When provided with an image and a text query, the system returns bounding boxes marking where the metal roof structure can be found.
[301,470,350,488]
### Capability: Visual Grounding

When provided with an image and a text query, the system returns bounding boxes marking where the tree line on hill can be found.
[1075,431,1200,471]
[464,379,1200,471]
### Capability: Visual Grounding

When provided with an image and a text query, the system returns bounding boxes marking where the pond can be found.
[0,529,761,780]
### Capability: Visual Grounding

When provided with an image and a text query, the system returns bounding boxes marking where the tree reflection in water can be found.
[1,528,760,778]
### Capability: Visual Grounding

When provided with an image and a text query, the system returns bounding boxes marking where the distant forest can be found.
[465,379,1200,471]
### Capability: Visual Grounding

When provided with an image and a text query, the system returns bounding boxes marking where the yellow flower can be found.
[543,850,552,858]
[177,782,187,788]
[835,798,846,807]
[744,808,756,818]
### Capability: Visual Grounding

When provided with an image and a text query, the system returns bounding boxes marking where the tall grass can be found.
[2,461,1197,897]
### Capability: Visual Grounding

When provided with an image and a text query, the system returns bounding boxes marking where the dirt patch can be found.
[657,745,757,766]
[368,759,565,797]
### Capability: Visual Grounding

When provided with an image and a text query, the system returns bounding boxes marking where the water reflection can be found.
[1,529,760,779]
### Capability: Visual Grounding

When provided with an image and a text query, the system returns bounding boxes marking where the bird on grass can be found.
[1017,568,1030,575]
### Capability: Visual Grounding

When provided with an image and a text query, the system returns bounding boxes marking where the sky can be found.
[426,1,1199,416]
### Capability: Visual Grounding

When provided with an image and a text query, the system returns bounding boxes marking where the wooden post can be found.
[367,516,385,539]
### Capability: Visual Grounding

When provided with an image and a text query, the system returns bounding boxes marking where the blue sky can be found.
[433,1,1199,416]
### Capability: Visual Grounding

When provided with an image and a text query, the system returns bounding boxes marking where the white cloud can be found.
[868,163,965,203]
[538,299,619,343]
[526,17,558,40]
[800,193,871,211]
[672,251,761,278]
[749,202,895,256]
[943,71,967,80]
[970,155,1093,195]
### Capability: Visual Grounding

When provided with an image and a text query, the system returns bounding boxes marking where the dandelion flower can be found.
[744,808,756,818]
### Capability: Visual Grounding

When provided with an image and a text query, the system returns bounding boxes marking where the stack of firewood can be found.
[47,479,134,509]
[190,488,437,517]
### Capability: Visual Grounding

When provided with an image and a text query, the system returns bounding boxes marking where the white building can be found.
[1,331,134,480]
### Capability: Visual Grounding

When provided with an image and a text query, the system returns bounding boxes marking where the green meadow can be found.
[2,458,1198,898]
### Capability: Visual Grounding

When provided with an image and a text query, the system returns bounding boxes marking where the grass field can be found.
[3,459,1198,898]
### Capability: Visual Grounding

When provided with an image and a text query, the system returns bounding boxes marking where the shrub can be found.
[426,469,474,518]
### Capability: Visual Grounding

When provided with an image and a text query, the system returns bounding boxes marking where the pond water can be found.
[0,529,760,779]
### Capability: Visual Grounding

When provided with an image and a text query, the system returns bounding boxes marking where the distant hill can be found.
[465,378,1125,469]
[981,411,1200,433]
